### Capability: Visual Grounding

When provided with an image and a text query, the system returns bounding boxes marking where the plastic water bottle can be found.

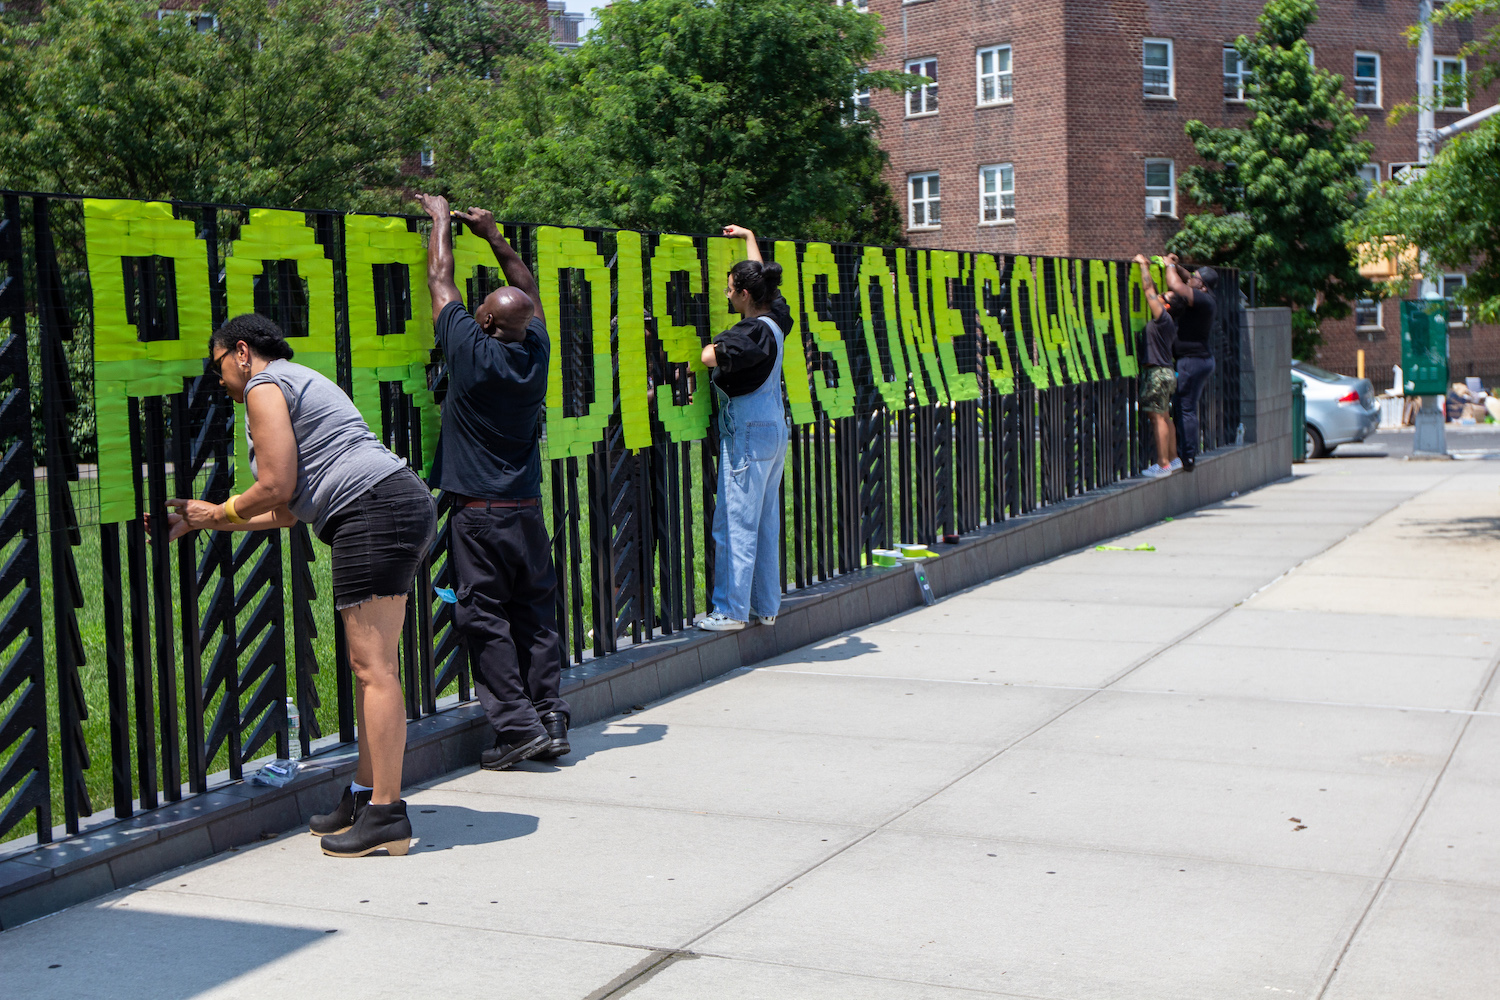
[286,697,301,760]
[1235,422,1245,446]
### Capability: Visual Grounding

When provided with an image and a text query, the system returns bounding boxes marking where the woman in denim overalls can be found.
[698,226,792,631]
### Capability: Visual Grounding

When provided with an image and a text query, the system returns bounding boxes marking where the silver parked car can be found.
[1291,360,1379,458]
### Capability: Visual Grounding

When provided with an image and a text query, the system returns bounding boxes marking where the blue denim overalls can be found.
[709,315,789,622]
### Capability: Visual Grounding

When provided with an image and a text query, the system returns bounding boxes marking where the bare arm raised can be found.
[721,224,762,264]
[455,207,544,327]
[416,192,462,322]
[1134,254,1169,320]
[1162,252,1195,306]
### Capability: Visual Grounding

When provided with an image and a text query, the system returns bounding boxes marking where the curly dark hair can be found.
[209,313,295,361]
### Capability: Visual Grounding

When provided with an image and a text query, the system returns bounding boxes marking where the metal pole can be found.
[1413,0,1449,457]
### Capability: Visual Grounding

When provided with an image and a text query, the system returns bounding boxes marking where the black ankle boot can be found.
[320,800,412,858]
[309,786,372,837]
[537,712,570,760]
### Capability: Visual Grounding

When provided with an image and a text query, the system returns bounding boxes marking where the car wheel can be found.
[1305,425,1326,459]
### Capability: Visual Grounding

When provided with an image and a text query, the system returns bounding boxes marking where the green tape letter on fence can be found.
[616,231,652,450]
[345,214,439,474]
[893,251,938,405]
[224,208,338,488]
[928,250,980,402]
[650,234,710,442]
[1061,258,1101,382]
[85,198,213,523]
[1106,260,1140,378]
[857,246,909,410]
[972,254,1016,395]
[538,226,615,459]
[1008,256,1052,390]
[1043,258,1084,385]
[774,241,817,425]
[1087,260,1125,379]
[799,243,855,420]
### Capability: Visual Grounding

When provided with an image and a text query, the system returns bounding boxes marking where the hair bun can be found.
[760,261,783,290]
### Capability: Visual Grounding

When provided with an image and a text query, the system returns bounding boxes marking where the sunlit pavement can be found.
[4,455,1499,1000]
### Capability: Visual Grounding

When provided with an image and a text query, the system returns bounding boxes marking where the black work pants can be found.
[450,505,569,743]
[1172,355,1216,466]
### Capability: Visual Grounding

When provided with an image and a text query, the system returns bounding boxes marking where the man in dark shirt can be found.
[416,193,570,770]
[1163,254,1219,472]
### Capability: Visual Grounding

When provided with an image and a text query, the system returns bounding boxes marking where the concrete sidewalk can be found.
[4,456,1499,999]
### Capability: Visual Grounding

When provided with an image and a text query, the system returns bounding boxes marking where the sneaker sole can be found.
[697,621,745,631]
[321,837,411,858]
[480,733,552,771]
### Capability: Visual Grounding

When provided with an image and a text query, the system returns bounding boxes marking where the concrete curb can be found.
[0,423,1289,930]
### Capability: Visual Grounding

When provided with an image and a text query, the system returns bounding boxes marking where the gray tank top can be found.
[244,360,409,534]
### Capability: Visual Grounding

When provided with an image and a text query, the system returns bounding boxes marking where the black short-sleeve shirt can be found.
[711,297,793,398]
[1144,310,1177,370]
[1172,288,1217,360]
[429,302,549,499]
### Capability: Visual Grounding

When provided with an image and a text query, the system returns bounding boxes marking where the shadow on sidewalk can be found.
[407,804,540,851]
[801,635,882,661]
[515,721,668,771]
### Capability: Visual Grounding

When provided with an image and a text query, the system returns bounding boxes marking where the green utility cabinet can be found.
[1291,378,1306,463]
[1401,300,1450,396]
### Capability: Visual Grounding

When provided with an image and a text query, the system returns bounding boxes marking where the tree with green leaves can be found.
[395,0,550,79]
[0,0,427,210]
[1168,0,1373,358]
[484,0,910,243]
[1350,1,1500,324]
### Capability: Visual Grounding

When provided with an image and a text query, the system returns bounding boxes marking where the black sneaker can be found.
[320,800,412,858]
[1182,454,1196,472]
[536,711,570,760]
[480,731,550,771]
[309,786,372,837]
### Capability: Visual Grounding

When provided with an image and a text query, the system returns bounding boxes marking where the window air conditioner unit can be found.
[1147,197,1174,217]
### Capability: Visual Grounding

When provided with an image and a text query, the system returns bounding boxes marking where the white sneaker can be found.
[751,611,777,626]
[1141,464,1173,479]
[1169,458,1183,471]
[698,612,746,632]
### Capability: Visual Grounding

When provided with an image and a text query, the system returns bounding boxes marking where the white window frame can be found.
[1223,46,1251,102]
[1357,162,1380,199]
[979,164,1015,225]
[976,45,1013,107]
[1353,51,1381,108]
[908,172,941,230]
[1144,159,1175,218]
[1143,38,1174,100]
[849,85,871,123]
[1354,298,1382,331]
[905,58,938,117]
[1443,273,1468,326]
[420,147,435,168]
[1436,56,1468,112]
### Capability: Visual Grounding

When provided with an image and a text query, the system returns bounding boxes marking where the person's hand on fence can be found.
[455,207,500,242]
[143,508,190,543]
[165,498,226,538]
[722,224,754,240]
[1133,253,1151,266]
[414,192,450,221]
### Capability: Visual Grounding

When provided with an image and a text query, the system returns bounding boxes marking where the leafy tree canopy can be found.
[480,0,911,243]
[0,0,430,210]
[1168,0,1373,358]
[1353,1,1500,324]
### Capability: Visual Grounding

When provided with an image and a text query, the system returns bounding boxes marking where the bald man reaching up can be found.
[416,193,570,772]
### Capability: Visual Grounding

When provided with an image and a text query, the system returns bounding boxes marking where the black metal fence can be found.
[0,191,1242,845]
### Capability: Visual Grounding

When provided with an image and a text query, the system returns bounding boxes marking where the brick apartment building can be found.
[861,0,1499,387]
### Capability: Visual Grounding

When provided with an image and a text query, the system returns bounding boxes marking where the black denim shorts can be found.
[316,469,437,611]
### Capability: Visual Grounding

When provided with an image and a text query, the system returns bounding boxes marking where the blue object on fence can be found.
[434,586,457,604]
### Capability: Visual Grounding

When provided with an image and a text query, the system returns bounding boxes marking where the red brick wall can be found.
[866,0,1500,382]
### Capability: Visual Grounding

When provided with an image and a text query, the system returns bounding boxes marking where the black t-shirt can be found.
[711,297,793,398]
[1173,288,1216,360]
[429,302,548,499]
[1144,310,1177,369]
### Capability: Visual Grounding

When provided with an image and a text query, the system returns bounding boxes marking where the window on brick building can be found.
[976,45,1013,106]
[979,164,1014,224]
[1355,298,1382,330]
[1354,52,1381,107]
[1436,57,1467,111]
[906,58,938,116]
[848,85,871,123]
[1357,163,1379,199]
[1444,274,1468,327]
[909,173,940,228]
[1145,160,1175,217]
[1223,47,1251,102]
[1143,39,1173,99]
[420,147,435,168]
